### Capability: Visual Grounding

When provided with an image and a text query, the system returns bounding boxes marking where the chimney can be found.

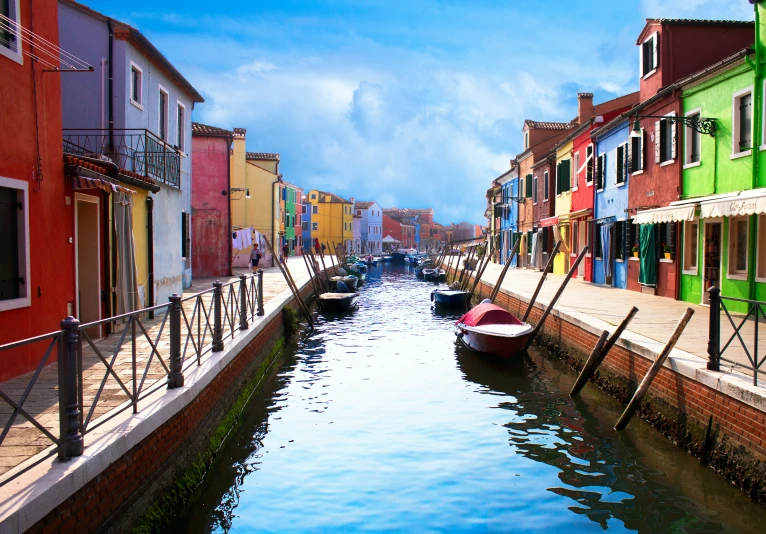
[577,93,595,124]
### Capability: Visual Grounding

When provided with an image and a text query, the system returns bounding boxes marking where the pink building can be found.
[191,123,234,277]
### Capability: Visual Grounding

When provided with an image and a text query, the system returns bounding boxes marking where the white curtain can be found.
[601,223,612,281]
[114,192,140,315]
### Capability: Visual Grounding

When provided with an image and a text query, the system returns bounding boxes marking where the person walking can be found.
[250,244,262,273]
[282,242,289,264]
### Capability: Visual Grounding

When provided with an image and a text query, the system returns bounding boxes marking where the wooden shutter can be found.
[565,160,571,192]
[627,136,633,174]
[654,120,661,163]
[652,32,659,70]
[181,212,190,258]
[641,130,646,170]
[616,145,624,184]
[624,219,631,259]
[670,116,677,160]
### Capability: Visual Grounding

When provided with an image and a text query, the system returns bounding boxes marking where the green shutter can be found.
[563,160,570,192]
[525,174,533,198]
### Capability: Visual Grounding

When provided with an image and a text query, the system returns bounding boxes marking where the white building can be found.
[354,201,383,253]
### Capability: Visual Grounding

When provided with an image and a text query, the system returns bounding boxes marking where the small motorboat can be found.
[328,275,358,291]
[381,256,393,262]
[345,263,367,281]
[454,302,533,358]
[318,292,360,312]
[363,255,378,266]
[431,288,470,306]
[415,262,436,279]
[423,267,444,282]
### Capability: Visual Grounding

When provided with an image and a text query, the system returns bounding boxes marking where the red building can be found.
[191,122,234,277]
[532,153,556,265]
[627,19,752,299]
[0,1,74,379]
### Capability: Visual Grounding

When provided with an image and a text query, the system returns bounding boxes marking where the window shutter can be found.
[670,117,677,160]
[616,145,624,183]
[627,136,633,174]
[641,130,646,170]
[652,33,659,70]
[654,121,661,163]
[639,39,644,77]
[624,218,631,259]
[565,161,571,192]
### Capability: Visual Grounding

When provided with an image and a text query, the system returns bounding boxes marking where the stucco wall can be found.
[359,203,383,253]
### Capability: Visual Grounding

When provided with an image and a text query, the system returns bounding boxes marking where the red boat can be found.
[455,302,534,358]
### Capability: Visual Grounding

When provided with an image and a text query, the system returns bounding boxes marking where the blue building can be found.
[497,166,519,264]
[302,200,312,250]
[592,118,631,289]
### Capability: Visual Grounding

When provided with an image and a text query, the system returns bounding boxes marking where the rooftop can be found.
[524,120,574,131]
[354,201,376,209]
[246,152,280,161]
[192,122,233,138]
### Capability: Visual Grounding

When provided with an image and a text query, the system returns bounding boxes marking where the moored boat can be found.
[430,288,470,306]
[381,256,393,262]
[318,292,360,312]
[454,302,533,358]
[329,275,359,291]
[423,267,444,282]
[345,263,367,281]
[415,262,436,279]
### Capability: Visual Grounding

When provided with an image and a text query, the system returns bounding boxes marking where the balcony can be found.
[63,129,181,188]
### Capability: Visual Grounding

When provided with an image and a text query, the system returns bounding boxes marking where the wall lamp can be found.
[631,114,716,137]
[224,188,251,199]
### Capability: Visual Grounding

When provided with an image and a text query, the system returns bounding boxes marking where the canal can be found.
[175,263,765,532]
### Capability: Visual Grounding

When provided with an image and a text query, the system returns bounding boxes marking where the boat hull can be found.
[319,293,359,312]
[431,289,470,306]
[456,326,531,358]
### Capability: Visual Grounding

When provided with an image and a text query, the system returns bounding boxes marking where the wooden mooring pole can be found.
[460,246,477,290]
[521,240,562,322]
[570,306,639,397]
[302,252,322,297]
[614,308,695,431]
[262,236,314,327]
[522,245,588,352]
[469,252,492,298]
[490,238,521,303]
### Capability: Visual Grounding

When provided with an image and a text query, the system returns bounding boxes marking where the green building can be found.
[282,181,303,256]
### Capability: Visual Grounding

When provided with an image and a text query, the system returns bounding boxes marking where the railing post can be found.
[707,286,721,371]
[213,280,224,351]
[257,269,265,316]
[239,275,249,330]
[58,316,84,460]
[168,294,184,388]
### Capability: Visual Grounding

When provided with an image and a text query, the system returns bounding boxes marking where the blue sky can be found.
[81,0,753,225]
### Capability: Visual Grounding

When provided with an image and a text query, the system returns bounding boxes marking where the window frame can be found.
[630,129,645,175]
[757,214,766,282]
[0,0,22,64]
[573,152,580,191]
[586,144,594,185]
[312,205,318,214]
[616,143,627,185]
[731,86,754,160]
[640,31,658,79]
[0,176,30,311]
[176,100,186,154]
[312,222,318,231]
[657,113,676,165]
[543,170,549,201]
[684,107,701,168]
[532,174,538,204]
[682,220,699,275]
[130,61,144,110]
[158,85,170,142]
[727,215,749,280]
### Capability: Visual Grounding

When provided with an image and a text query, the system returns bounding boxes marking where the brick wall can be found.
[468,273,766,460]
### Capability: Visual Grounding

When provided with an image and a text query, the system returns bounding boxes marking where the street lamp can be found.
[630,114,716,137]
[225,188,251,199]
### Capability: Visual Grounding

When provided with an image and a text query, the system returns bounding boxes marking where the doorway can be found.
[577,220,586,278]
[75,193,102,338]
[702,220,722,305]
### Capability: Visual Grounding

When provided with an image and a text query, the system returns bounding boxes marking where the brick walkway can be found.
[0,257,322,479]
[461,258,761,382]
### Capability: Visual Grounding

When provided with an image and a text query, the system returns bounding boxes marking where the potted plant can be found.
[631,244,638,258]
[662,243,672,260]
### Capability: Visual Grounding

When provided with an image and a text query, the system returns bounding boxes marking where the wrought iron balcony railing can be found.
[63,128,181,188]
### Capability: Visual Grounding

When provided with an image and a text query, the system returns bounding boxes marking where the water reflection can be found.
[174,264,761,533]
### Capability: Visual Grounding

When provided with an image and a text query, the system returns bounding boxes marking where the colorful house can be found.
[532,153,556,270]
[486,182,502,262]
[191,122,233,277]
[552,142,572,275]
[351,214,362,254]
[0,0,77,379]
[59,0,204,310]
[306,190,354,252]
[496,165,518,265]
[355,201,383,253]
[282,181,302,256]
[301,195,312,252]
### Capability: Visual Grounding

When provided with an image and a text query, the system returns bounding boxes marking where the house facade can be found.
[191,122,233,277]
[355,201,383,253]
[496,166,518,264]
[59,0,204,308]
[532,154,556,270]
[553,143,573,275]
[282,181,302,256]
[306,190,353,252]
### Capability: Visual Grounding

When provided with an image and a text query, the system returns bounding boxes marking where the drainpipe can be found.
[227,135,233,276]
[147,197,155,319]
[271,177,280,267]
[106,18,114,151]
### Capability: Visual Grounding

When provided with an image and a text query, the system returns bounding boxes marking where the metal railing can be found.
[707,286,766,385]
[0,272,264,487]
[62,128,181,187]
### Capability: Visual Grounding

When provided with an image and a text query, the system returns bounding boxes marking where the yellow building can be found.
[305,190,353,253]
[553,139,573,275]
[230,128,282,266]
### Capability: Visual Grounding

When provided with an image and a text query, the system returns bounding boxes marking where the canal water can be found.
[175,264,765,533]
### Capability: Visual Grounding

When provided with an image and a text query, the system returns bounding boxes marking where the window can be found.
[0,0,21,63]
[728,217,749,277]
[586,145,594,184]
[615,221,625,260]
[573,153,580,191]
[311,193,317,200]
[683,221,699,274]
[312,222,318,231]
[685,109,701,166]
[630,131,644,173]
[657,222,676,261]
[640,32,658,77]
[158,86,169,141]
[130,62,143,108]
[628,221,638,258]
[312,205,318,214]
[302,221,308,231]
[525,174,532,198]
[572,221,579,255]
[181,212,190,259]
[532,175,538,204]
[758,215,766,281]
[543,171,549,201]
[655,116,675,164]
[595,154,605,190]
[594,222,602,258]
[301,205,307,214]
[616,144,627,184]
[732,88,753,156]
[176,103,185,152]
[0,178,30,310]
[524,131,529,149]
[356,210,361,215]
[556,160,571,195]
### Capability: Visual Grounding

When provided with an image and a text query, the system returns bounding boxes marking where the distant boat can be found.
[392,248,417,263]
[454,302,533,358]
[423,267,444,282]
[318,292,360,312]
[381,256,393,262]
[329,275,358,291]
[431,288,470,307]
[415,262,436,279]
[345,262,368,281]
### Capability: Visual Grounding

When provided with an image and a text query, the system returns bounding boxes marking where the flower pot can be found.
[664,252,671,260]
[632,252,638,258]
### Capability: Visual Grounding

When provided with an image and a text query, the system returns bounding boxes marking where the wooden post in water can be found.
[460,246,477,290]
[302,252,322,297]
[318,246,333,283]
[262,236,314,326]
[469,251,492,298]
[490,238,521,303]
[570,306,639,397]
[309,248,329,293]
[444,245,457,280]
[615,308,694,430]
[522,246,588,352]
[521,240,562,322]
